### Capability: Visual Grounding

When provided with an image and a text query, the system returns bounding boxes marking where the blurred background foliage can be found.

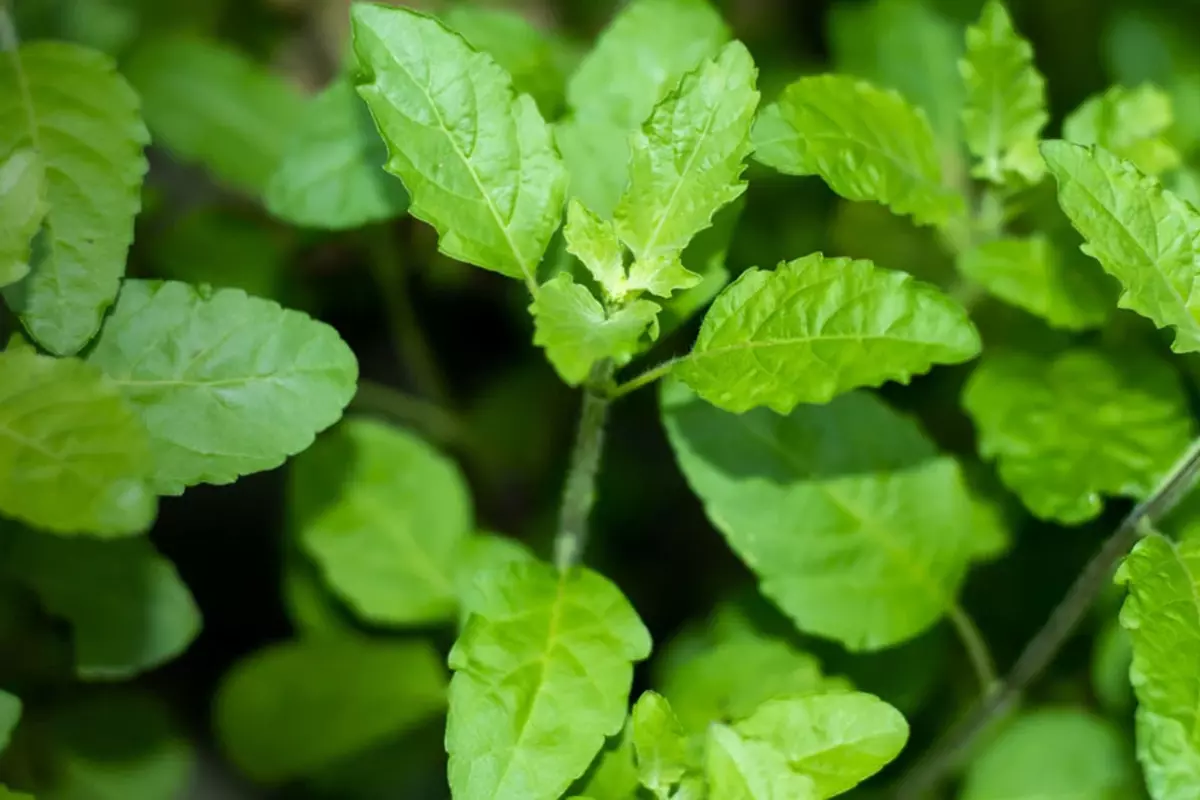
[6,0,1200,796]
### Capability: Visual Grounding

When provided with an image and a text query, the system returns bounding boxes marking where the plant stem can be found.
[554,364,615,570]
[364,224,450,404]
[946,603,997,694]
[351,379,468,448]
[608,357,684,400]
[895,435,1200,800]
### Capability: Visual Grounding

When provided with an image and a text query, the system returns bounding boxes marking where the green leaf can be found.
[292,418,472,626]
[1041,140,1200,353]
[963,347,1193,524]
[556,0,729,217]
[706,724,817,800]
[958,236,1113,330]
[441,5,571,118]
[564,199,628,300]
[960,0,1049,184]
[265,78,409,231]
[352,4,567,289]
[734,693,909,797]
[150,207,288,300]
[1093,619,1135,715]
[1118,533,1200,800]
[0,43,148,355]
[0,350,155,536]
[447,560,652,800]
[0,148,45,288]
[632,692,691,798]
[569,722,641,800]
[0,786,32,799]
[753,75,964,227]
[1064,84,1181,177]
[677,254,980,414]
[86,280,358,495]
[531,274,660,386]
[613,41,759,298]
[4,530,200,679]
[0,690,20,755]
[961,708,1138,800]
[123,34,305,194]
[662,383,984,651]
[215,636,447,783]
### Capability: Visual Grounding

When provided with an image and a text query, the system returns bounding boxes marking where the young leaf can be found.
[613,41,759,298]
[569,722,642,800]
[265,79,409,231]
[1117,534,1200,799]
[963,347,1193,524]
[352,4,567,290]
[447,560,652,800]
[632,692,691,798]
[0,691,19,754]
[734,693,909,797]
[215,636,447,783]
[1042,140,1200,353]
[960,0,1049,184]
[1064,84,1181,176]
[0,350,156,536]
[531,274,660,386]
[958,236,1112,330]
[677,254,980,414]
[86,280,358,496]
[662,384,983,651]
[0,149,45,288]
[753,75,964,227]
[4,530,200,680]
[706,724,817,800]
[960,708,1138,800]
[556,0,729,217]
[291,418,472,626]
[0,43,148,355]
[123,34,305,194]
[564,199,628,300]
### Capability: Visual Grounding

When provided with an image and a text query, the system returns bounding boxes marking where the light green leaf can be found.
[0,691,19,754]
[677,254,980,414]
[569,722,641,800]
[614,41,758,298]
[265,78,409,231]
[657,623,850,733]
[86,280,358,496]
[215,636,447,783]
[124,34,305,194]
[0,43,148,355]
[958,236,1113,330]
[960,0,1048,185]
[292,418,472,626]
[1118,533,1200,800]
[753,75,964,227]
[441,5,571,118]
[662,383,983,651]
[632,692,691,798]
[531,273,660,386]
[40,692,193,800]
[963,347,1193,524]
[961,708,1138,800]
[0,148,45,288]
[707,724,817,800]
[5,530,200,680]
[735,693,909,798]
[454,534,537,624]
[447,560,652,800]
[1041,140,1200,353]
[557,0,729,217]
[564,199,628,300]
[352,4,567,289]
[1064,84,1181,177]
[0,350,155,536]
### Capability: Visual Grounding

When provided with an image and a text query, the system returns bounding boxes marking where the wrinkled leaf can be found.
[564,199,627,300]
[706,724,816,800]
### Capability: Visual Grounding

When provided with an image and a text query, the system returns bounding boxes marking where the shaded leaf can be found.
[0,691,19,754]
[0,149,45,288]
[150,207,288,300]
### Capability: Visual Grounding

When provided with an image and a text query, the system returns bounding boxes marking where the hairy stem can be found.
[895,435,1200,799]
[946,603,997,694]
[609,357,684,400]
[364,224,450,403]
[555,364,615,570]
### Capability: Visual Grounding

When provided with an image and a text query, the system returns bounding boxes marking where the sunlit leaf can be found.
[1064,84,1181,176]
[632,692,692,798]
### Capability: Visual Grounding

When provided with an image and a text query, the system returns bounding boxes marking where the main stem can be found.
[895,435,1200,799]
[554,364,615,571]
